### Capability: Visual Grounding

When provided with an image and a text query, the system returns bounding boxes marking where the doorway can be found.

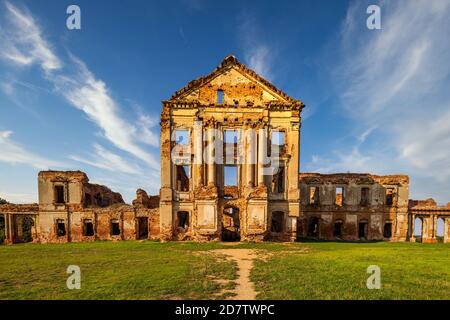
[222,207,240,241]
[138,217,149,240]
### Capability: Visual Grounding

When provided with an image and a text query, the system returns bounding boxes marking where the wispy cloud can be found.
[0,1,160,173]
[54,56,159,170]
[69,144,142,175]
[1,1,61,72]
[0,130,62,169]
[237,12,275,80]
[309,0,450,203]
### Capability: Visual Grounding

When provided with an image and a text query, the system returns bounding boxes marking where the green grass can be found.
[0,241,449,300]
[0,241,237,300]
[250,241,450,300]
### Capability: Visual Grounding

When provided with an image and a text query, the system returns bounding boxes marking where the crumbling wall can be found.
[299,173,409,241]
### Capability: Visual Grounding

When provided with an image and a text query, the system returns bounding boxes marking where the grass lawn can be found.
[0,241,237,300]
[0,240,448,300]
[250,241,450,300]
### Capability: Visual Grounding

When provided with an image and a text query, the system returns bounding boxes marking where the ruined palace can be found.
[1,55,449,244]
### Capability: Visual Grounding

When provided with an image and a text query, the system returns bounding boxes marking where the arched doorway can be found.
[414,217,423,242]
[222,206,240,241]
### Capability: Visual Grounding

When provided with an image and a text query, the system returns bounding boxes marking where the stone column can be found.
[245,127,256,187]
[207,127,216,187]
[160,120,172,189]
[257,126,267,186]
[287,125,300,193]
[193,121,203,187]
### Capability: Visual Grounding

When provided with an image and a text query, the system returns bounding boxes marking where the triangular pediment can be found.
[167,55,302,107]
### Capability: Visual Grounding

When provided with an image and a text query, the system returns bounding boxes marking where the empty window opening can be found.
[335,187,344,206]
[175,130,190,145]
[138,217,149,240]
[83,219,94,236]
[384,222,392,238]
[271,167,285,193]
[56,219,66,237]
[271,131,285,156]
[436,217,445,242]
[358,221,368,239]
[361,187,370,206]
[224,130,238,163]
[217,90,224,104]
[224,130,238,144]
[224,165,238,186]
[84,193,92,206]
[234,100,239,107]
[309,186,319,205]
[0,215,5,244]
[176,165,190,191]
[55,185,65,204]
[177,211,189,229]
[386,188,395,206]
[111,219,121,236]
[414,217,423,241]
[22,216,34,243]
[308,217,320,237]
[222,207,240,241]
[271,211,284,233]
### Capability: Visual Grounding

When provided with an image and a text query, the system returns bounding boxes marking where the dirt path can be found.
[213,249,258,300]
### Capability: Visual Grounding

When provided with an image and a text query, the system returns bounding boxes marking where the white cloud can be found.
[54,56,160,170]
[1,1,62,72]
[0,130,63,169]
[237,13,275,80]
[310,0,450,203]
[69,144,142,175]
[0,1,160,172]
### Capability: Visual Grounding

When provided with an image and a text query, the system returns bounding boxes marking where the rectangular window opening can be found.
[224,165,238,186]
[309,186,319,205]
[176,165,190,191]
[83,219,94,236]
[111,219,121,236]
[271,167,285,193]
[335,187,344,206]
[217,90,224,105]
[361,187,370,206]
[386,188,395,206]
[271,131,285,156]
[56,219,66,237]
[55,185,65,204]
[175,130,190,145]
[177,211,189,229]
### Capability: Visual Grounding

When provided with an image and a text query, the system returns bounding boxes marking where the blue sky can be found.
[0,0,450,204]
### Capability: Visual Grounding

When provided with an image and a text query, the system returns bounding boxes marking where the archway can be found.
[436,217,445,242]
[414,217,423,242]
[222,206,240,241]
